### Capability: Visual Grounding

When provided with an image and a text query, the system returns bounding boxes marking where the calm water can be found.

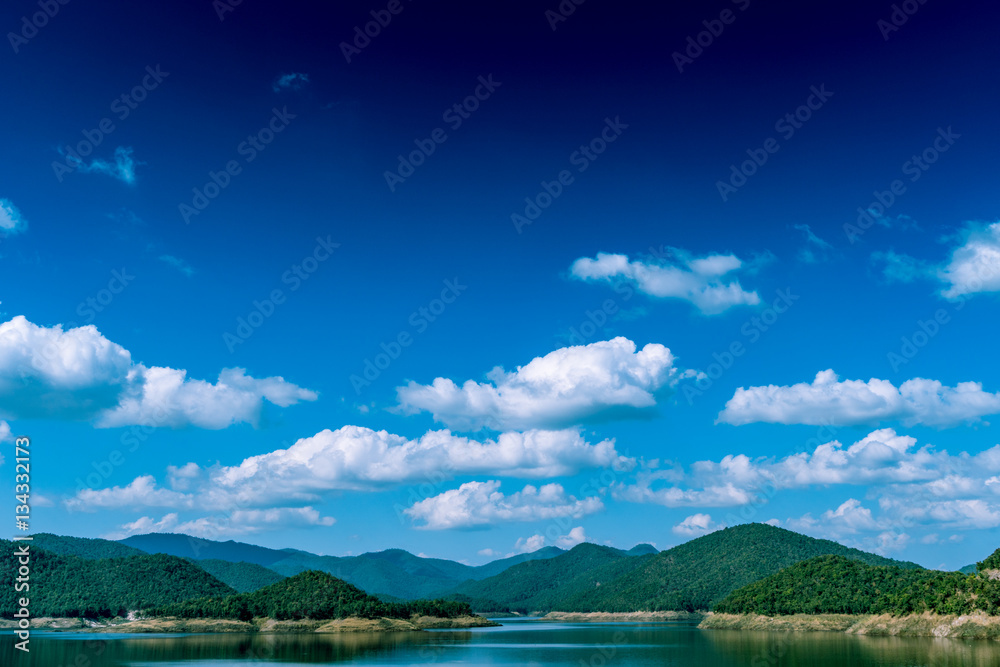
[4,619,1000,666]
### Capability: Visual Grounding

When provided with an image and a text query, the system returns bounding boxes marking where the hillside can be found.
[152,570,473,621]
[978,547,1000,573]
[194,559,286,593]
[31,533,145,559]
[714,554,1000,616]
[0,541,236,617]
[121,533,290,566]
[555,524,922,612]
[443,543,653,612]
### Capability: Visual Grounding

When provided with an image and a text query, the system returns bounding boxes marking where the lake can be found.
[4,618,1000,666]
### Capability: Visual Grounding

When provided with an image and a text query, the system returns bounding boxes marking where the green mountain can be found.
[152,570,473,621]
[194,559,286,593]
[442,543,654,613]
[714,554,1000,616]
[529,524,920,612]
[626,544,659,556]
[120,533,565,599]
[0,541,236,618]
[977,547,1000,572]
[433,525,923,614]
[30,533,145,559]
[958,563,978,574]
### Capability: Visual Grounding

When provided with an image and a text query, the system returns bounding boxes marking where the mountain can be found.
[119,533,565,599]
[566,524,922,612]
[152,570,473,621]
[441,543,655,613]
[194,559,286,593]
[977,547,1000,572]
[31,533,145,559]
[0,541,236,618]
[626,544,659,556]
[121,533,290,566]
[714,554,1000,616]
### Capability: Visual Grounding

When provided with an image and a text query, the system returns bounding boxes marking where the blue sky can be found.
[2,0,999,569]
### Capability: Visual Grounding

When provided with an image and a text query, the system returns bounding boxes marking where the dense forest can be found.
[30,533,145,559]
[192,559,286,593]
[978,547,1000,572]
[151,570,474,620]
[0,541,235,617]
[714,554,1000,616]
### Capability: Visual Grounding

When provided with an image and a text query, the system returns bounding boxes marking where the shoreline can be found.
[699,612,1000,640]
[539,611,701,623]
[0,615,499,634]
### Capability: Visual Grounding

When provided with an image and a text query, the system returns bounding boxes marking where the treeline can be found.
[0,541,235,618]
[151,570,474,620]
[978,547,1000,572]
[714,555,1000,616]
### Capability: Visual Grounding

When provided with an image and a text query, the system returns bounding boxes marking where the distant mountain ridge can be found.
[117,532,571,600]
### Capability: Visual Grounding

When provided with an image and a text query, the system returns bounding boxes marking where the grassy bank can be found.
[700,612,1000,640]
[0,615,499,634]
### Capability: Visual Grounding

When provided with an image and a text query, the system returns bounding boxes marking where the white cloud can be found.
[871,250,931,283]
[159,254,195,277]
[569,250,760,314]
[272,72,310,92]
[672,513,722,537]
[104,506,334,540]
[0,316,316,428]
[0,420,11,442]
[512,526,588,554]
[793,224,834,264]
[939,222,1000,298]
[0,198,27,236]
[396,337,680,431]
[64,426,628,511]
[718,369,1000,428]
[478,548,499,557]
[68,146,139,184]
[405,480,603,530]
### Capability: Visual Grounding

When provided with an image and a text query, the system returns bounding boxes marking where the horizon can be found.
[2,0,1000,573]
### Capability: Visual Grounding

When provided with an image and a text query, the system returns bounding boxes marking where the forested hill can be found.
[714,554,1000,616]
[194,559,286,593]
[443,543,650,613]
[0,541,236,617]
[500,523,921,613]
[152,570,474,621]
[31,533,145,559]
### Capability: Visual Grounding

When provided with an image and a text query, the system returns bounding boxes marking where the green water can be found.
[4,619,1000,666]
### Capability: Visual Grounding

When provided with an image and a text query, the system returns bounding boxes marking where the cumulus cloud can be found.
[0,316,316,428]
[0,198,27,236]
[64,426,629,512]
[513,526,587,553]
[673,513,722,537]
[405,480,603,530]
[272,72,310,92]
[104,506,334,540]
[396,337,681,431]
[569,249,760,314]
[938,221,1000,298]
[718,369,1000,428]
[67,146,139,184]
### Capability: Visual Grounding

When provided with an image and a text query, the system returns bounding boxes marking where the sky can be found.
[1,0,999,570]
